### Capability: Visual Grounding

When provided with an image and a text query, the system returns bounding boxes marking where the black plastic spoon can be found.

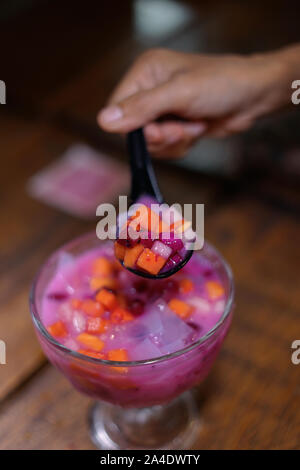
[117,128,193,279]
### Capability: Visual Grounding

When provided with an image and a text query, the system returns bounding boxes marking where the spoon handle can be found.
[127,128,163,203]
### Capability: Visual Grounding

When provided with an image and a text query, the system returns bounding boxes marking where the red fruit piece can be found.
[47,320,67,338]
[130,299,145,316]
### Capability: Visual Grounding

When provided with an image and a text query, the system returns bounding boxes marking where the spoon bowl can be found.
[115,128,194,279]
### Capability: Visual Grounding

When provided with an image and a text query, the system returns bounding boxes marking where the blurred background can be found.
[0,0,299,450]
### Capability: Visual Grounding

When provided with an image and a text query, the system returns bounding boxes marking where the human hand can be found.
[98,48,288,158]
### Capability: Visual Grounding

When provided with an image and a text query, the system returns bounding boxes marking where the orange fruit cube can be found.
[71,298,82,309]
[81,299,104,317]
[77,333,104,352]
[179,279,194,294]
[123,244,144,268]
[47,320,67,338]
[90,277,117,292]
[136,248,166,275]
[111,307,134,324]
[114,242,126,261]
[168,298,193,319]
[86,317,108,334]
[78,349,106,360]
[170,219,191,234]
[206,281,225,300]
[96,288,118,310]
[92,257,113,277]
[108,348,129,374]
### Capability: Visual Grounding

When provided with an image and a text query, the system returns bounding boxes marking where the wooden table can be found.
[0,0,299,450]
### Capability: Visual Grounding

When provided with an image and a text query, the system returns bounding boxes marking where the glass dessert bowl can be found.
[30,232,234,450]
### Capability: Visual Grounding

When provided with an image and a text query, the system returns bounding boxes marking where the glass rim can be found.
[29,232,234,368]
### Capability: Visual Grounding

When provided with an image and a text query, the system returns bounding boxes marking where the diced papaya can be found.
[111,307,134,324]
[108,348,129,374]
[78,349,106,359]
[130,205,160,234]
[90,277,117,292]
[136,248,167,275]
[123,244,144,268]
[70,298,82,309]
[86,317,108,334]
[81,299,104,317]
[77,333,105,352]
[114,241,126,261]
[92,257,113,277]
[170,219,191,234]
[168,298,193,319]
[96,288,118,310]
[206,281,225,300]
[47,320,67,338]
[179,279,194,294]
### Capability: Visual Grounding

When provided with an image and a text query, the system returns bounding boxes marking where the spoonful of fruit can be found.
[114,128,195,279]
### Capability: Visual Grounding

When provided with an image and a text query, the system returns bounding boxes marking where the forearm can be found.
[257,43,300,113]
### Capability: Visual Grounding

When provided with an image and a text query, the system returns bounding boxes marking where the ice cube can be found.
[71,311,86,334]
[59,301,73,323]
[189,297,210,314]
[214,299,225,315]
[152,241,172,259]
[131,338,162,360]
[157,311,194,354]
[136,309,165,338]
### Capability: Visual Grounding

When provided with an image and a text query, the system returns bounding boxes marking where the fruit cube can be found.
[179,279,194,293]
[92,257,113,276]
[70,298,82,309]
[136,248,167,275]
[81,299,104,317]
[108,348,129,373]
[78,349,106,359]
[123,244,144,268]
[77,333,104,352]
[96,288,118,310]
[111,307,134,324]
[47,320,67,338]
[86,317,108,334]
[206,281,225,300]
[114,241,126,261]
[168,298,193,319]
[170,219,192,235]
[151,240,172,259]
[130,205,160,234]
[90,277,117,292]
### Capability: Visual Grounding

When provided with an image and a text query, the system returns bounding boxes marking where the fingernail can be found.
[186,122,207,137]
[100,105,123,124]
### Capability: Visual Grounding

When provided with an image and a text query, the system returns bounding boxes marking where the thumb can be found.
[97,81,180,133]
